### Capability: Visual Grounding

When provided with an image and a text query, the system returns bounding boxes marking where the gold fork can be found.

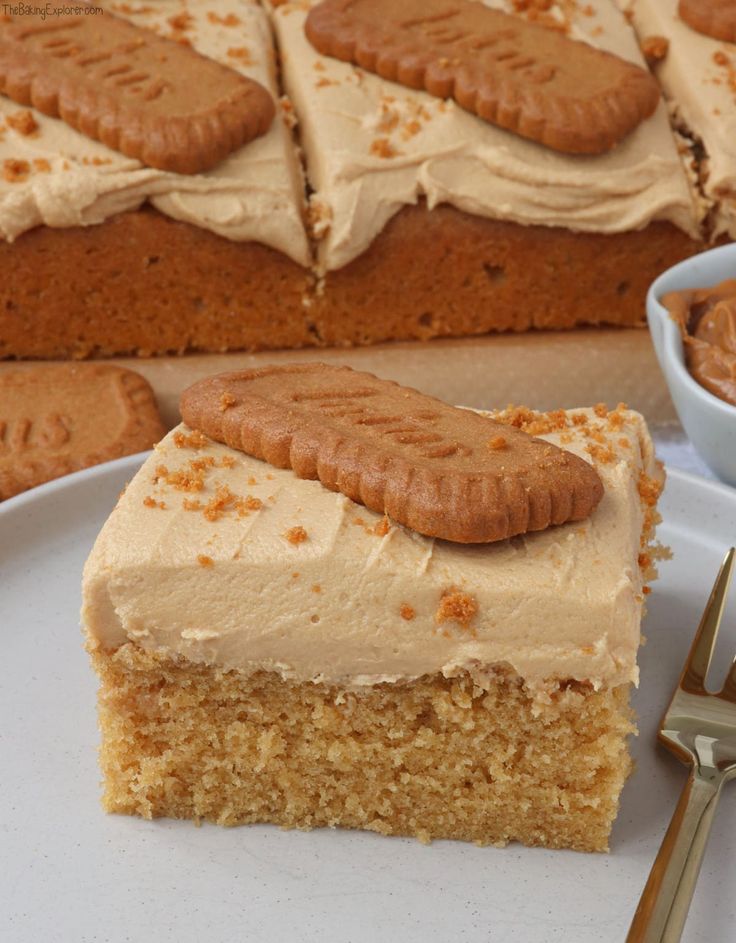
[627,546,736,943]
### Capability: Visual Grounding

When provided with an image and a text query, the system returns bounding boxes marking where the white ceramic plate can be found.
[2,456,735,943]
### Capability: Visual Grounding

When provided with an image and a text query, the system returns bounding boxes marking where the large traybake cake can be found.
[0,0,708,358]
[81,365,665,852]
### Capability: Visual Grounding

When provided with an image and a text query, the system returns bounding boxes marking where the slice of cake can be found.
[0,0,312,359]
[623,0,736,242]
[82,366,664,852]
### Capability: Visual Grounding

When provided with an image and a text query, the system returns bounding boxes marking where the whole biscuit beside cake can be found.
[82,364,665,852]
[0,363,164,499]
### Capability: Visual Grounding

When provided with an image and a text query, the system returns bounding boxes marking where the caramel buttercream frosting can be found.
[270,0,701,271]
[82,405,662,694]
[624,0,736,240]
[0,0,310,264]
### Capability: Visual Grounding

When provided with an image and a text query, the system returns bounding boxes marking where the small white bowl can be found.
[647,243,736,485]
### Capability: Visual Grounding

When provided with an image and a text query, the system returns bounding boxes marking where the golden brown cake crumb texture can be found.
[310,205,699,346]
[92,648,633,853]
[0,209,315,360]
[0,203,700,359]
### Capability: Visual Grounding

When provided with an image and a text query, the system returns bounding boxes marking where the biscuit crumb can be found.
[168,12,193,31]
[219,392,237,411]
[190,456,216,472]
[3,158,30,183]
[638,471,663,508]
[487,435,507,451]
[400,604,415,621]
[279,96,298,130]
[207,11,240,26]
[227,46,252,63]
[6,109,38,136]
[585,443,616,464]
[402,119,422,139]
[376,103,400,133]
[154,462,205,492]
[641,35,669,66]
[143,496,166,509]
[373,515,390,537]
[285,525,308,545]
[496,405,569,436]
[370,137,399,158]
[197,554,214,568]
[306,198,333,238]
[436,588,478,630]
[511,0,568,33]
[607,404,627,430]
[173,429,209,450]
[204,484,238,521]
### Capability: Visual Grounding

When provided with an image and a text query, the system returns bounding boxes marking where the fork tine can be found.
[681,547,735,693]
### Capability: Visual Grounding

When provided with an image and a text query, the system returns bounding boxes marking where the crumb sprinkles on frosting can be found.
[173,429,210,450]
[285,525,308,545]
[6,109,38,136]
[219,392,237,411]
[436,588,478,635]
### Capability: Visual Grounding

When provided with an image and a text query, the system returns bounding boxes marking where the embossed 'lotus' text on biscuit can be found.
[304,0,660,155]
[179,363,604,544]
[0,364,165,499]
[0,8,275,173]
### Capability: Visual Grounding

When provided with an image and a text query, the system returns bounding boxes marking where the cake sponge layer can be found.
[94,645,634,852]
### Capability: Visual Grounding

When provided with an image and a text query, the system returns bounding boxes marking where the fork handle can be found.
[626,770,724,943]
